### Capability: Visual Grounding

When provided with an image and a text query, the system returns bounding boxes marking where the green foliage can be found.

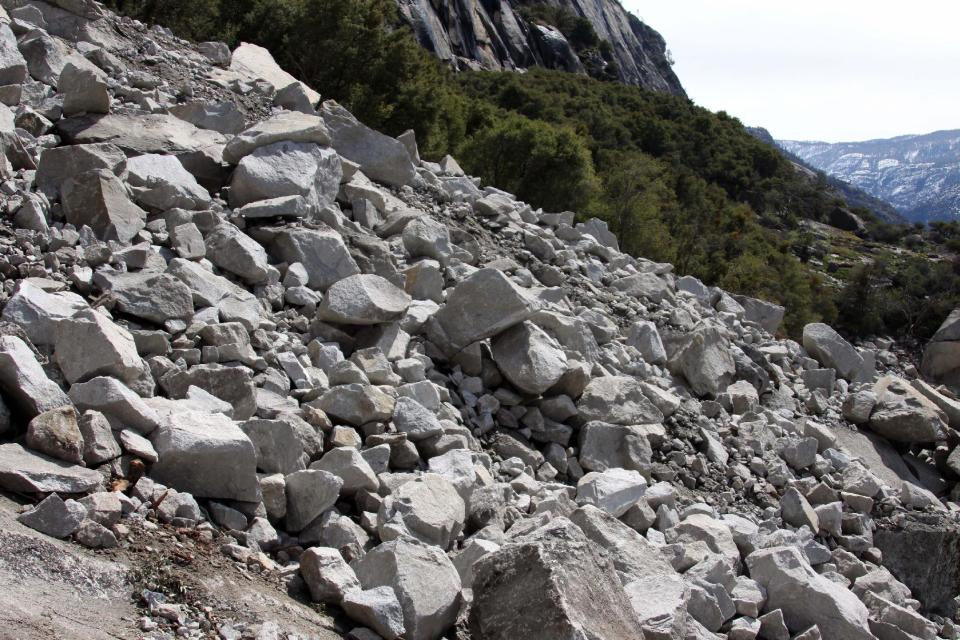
[458,114,599,213]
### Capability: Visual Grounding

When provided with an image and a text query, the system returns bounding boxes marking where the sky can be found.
[621,1,960,142]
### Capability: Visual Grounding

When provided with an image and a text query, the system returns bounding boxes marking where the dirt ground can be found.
[0,494,345,639]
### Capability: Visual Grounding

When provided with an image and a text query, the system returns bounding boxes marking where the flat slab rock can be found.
[0,443,102,494]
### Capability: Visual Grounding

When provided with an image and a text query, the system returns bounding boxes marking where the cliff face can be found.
[394,0,686,96]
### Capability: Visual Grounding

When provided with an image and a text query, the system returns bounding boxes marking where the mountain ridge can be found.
[779,129,960,223]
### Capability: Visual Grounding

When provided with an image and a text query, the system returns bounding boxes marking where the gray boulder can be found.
[0,335,72,418]
[316,383,395,426]
[378,474,465,550]
[93,271,194,324]
[299,546,361,603]
[222,111,331,164]
[17,493,87,538]
[169,100,246,135]
[577,376,663,425]
[0,443,101,494]
[669,324,736,398]
[35,143,126,199]
[54,308,144,384]
[317,274,411,325]
[868,375,946,443]
[69,377,161,434]
[747,546,874,640]
[320,101,416,187]
[470,518,643,640]
[733,294,785,334]
[311,447,377,494]
[576,468,647,517]
[802,323,864,381]
[268,227,360,291]
[161,364,258,421]
[352,538,462,640]
[59,62,109,115]
[341,587,406,640]
[432,268,539,351]
[1,280,87,346]
[149,409,260,502]
[78,411,122,465]
[126,153,211,210]
[61,169,146,243]
[491,322,568,395]
[241,418,306,475]
[204,223,271,284]
[284,469,342,532]
[229,141,341,209]
[626,320,667,365]
[0,23,27,86]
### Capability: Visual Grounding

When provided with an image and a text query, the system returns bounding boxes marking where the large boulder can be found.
[284,469,342,532]
[0,23,27,86]
[267,227,360,291]
[149,409,260,502]
[54,309,144,385]
[577,376,663,425]
[0,443,101,494]
[204,223,271,284]
[570,506,689,638]
[352,538,462,640]
[69,377,161,435]
[802,323,864,381]
[229,42,320,105]
[378,474,465,550]
[35,143,126,199]
[921,308,960,389]
[470,518,644,640]
[491,322,568,395]
[25,406,84,465]
[669,324,736,398]
[611,272,671,303]
[733,294,785,334]
[57,113,228,189]
[93,271,194,324]
[126,154,211,211]
[874,514,960,617]
[320,101,416,187]
[161,364,258,421]
[59,61,109,115]
[747,546,874,640]
[868,376,946,443]
[229,141,341,209]
[223,111,331,163]
[317,274,411,326]
[1,280,87,346]
[0,335,72,418]
[432,268,539,351]
[315,384,395,426]
[61,169,146,243]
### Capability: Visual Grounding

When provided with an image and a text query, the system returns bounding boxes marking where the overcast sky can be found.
[621,1,960,142]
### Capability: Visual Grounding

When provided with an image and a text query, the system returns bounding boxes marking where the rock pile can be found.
[0,2,958,639]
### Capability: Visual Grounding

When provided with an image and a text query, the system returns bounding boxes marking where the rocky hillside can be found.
[395,0,686,95]
[1,2,960,639]
[780,130,960,223]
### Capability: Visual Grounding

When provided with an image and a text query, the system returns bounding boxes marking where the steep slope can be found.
[0,3,959,640]
[748,127,905,224]
[395,0,685,95]
[780,130,960,223]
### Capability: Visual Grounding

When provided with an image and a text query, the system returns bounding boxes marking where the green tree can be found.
[458,115,599,212]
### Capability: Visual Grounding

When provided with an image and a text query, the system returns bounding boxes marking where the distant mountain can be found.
[747,128,905,224]
[394,0,685,96]
[779,130,960,223]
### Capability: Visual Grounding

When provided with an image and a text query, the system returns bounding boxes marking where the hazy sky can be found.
[621,1,960,142]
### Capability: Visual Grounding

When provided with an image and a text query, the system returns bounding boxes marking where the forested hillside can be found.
[102,0,959,340]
